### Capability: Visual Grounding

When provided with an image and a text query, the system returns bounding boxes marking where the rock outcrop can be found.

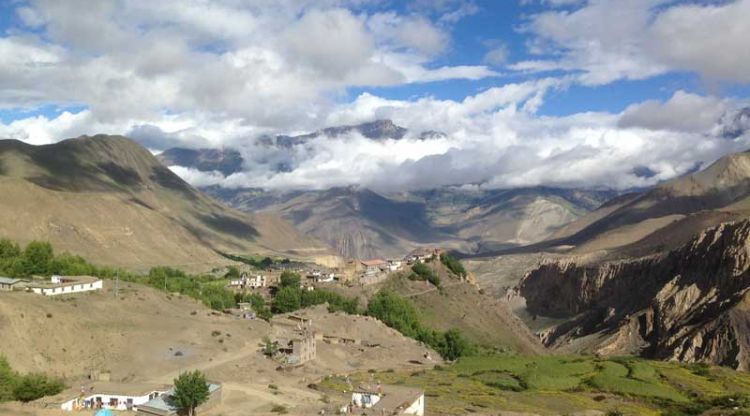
[519,220,750,369]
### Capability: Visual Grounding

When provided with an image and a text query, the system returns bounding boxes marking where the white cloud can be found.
[0,0,490,141]
[619,91,728,133]
[513,0,750,85]
[647,0,750,83]
[167,166,227,187]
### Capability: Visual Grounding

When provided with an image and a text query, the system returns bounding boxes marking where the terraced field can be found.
[319,356,750,415]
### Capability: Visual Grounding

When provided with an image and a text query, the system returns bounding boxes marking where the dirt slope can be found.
[0,282,438,415]
[0,136,330,270]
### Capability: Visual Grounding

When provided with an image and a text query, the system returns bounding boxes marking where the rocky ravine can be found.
[519,220,750,369]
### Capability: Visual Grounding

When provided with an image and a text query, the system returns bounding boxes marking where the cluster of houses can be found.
[0,275,103,296]
[356,247,442,285]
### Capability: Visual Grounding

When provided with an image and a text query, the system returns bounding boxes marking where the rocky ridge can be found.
[519,220,750,369]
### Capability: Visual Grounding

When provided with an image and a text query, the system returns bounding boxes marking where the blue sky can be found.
[0,0,748,191]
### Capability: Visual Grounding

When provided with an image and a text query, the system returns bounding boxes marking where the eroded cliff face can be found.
[519,220,750,369]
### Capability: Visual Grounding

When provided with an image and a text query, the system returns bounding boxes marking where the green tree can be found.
[224,266,240,279]
[272,286,302,313]
[172,370,210,416]
[21,241,54,276]
[0,356,16,402]
[279,271,301,288]
[0,239,20,261]
[262,336,278,357]
[440,253,467,278]
[411,263,440,287]
[439,328,471,361]
[12,373,65,402]
[366,291,423,339]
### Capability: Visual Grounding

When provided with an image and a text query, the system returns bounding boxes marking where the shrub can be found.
[440,253,467,277]
[279,271,301,289]
[12,373,65,402]
[411,263,440,287]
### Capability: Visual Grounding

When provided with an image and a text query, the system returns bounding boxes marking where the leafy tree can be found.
[366,291,423,339]
[21,241,54,276]
[438,328,471,361]
[440,253,467,278]
[238,293,272,320]
[411,263,440,287]
[12,373,65,402]
[0,240,20,261]
[272,286,302,313]
[224,266,240,279]
[367,291,474,360]
[259,257,274,269]
[172,370,210,416]
[279,271,301,289]
[262,336,278,357]
[0,356,15,402]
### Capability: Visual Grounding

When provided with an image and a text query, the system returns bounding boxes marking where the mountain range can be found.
[157,119,616,258]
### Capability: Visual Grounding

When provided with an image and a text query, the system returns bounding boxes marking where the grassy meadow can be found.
[319,355,750,415]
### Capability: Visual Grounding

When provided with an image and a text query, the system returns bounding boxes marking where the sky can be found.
[0,0,749,192]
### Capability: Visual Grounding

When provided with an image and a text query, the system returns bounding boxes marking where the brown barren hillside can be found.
[0,135,330,270]
[506,150,750,368]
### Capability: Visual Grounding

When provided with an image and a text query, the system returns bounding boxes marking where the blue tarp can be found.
[95,410,114,416]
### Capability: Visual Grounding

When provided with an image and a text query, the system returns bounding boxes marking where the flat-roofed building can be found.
[26,275,103,296]
[0,276,25,291]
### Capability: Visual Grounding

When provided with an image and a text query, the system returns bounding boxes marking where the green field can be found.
[319,356,750,415]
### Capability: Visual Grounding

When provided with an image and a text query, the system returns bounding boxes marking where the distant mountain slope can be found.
[156,119,438,175]
[0,136,329,270]
[158,147,243,176]
[547,150,750,257]
[207,186,613,259]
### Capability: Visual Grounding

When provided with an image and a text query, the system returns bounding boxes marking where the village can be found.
[0,248,445,415]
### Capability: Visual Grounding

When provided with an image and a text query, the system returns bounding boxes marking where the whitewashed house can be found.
[27,276,102,296]
[348,385,424,415]
[58,382,169,412]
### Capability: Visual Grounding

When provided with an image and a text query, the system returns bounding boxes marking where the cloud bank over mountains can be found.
[0,0,748,192]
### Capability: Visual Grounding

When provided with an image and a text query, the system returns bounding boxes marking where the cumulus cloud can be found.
[145,81,746,193]
[513,0,750,85]
[0,0,492,141]
[0,0,747,195]
[618,91,728,133]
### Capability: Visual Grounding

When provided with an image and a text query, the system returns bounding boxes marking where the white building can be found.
[228,274,266,289]
[387,259,403,272]
[316,273,336,283]
[58,382,169,412]
[27,276,103,296]
[349,386,424,415]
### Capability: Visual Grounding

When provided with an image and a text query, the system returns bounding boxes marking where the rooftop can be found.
[0,276,25,285]
[360,259,387,266]
[41,381,171,404]
[372,386,423,413]
[25,275,101,289]
[139,383,221,413]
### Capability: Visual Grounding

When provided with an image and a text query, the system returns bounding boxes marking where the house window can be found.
[90,284,93,288]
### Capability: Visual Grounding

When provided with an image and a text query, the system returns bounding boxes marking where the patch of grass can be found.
[319,356,750,415]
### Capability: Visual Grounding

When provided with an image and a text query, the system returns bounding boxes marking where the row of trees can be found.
[0,240,110,278]
[0,356,65,403]
[366,290,472,360]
